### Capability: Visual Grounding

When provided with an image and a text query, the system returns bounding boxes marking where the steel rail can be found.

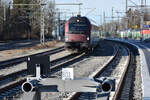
[0,52,85,98]
[0,46,64,69]
[0,40,100,99]
[69,45,119,100]
[112,47,132,100]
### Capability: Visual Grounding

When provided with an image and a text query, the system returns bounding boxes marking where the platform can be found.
[108,38,150,100]
[136,44,150,100]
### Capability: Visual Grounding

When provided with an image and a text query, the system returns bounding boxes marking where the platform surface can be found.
[110,38,150,100]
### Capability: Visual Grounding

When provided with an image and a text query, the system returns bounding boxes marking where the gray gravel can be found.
[133,55,142,100]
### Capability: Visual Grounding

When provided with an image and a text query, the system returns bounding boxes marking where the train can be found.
[65,15,92,52]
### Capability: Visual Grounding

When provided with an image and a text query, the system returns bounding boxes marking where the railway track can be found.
[0,40,135,100]
[0,46,64,69]
[0,40,101,100]
[68,43,133,100]
[111,47,131,100]
[105,39,139,100]
[0,46,70,99]
[0,46,66,85]
[0,52,86,98]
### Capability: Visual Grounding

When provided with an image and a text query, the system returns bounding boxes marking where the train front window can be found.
[69,23,88,34]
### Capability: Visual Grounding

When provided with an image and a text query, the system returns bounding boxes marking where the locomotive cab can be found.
[65,15,91,52]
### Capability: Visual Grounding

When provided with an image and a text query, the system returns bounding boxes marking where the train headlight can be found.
[65,36,69,41]
[87,37,90,40]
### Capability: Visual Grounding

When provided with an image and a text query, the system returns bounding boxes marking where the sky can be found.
[1,0,150,25]
[54,0,150,25]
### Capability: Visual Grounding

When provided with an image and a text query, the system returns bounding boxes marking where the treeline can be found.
[0,0,55,41]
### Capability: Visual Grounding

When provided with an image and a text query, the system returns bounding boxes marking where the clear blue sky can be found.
[54,0,150,25]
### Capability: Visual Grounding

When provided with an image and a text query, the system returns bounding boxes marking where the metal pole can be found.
[112,7,114,36]
[112,7,114,22]
[144,0,146,39]
[99,14,102,38]
[58,12,61,40]
[140,0,144,40]
[78,4,81,15]
[126,0,128,13]
[3,5,6,36]
[4,5,6,21]
[103,12,106,37]
[64,12,66,20]
[40,0,45,45]
[141,0,144,5]
[117,13,120,32]
[125,0,128,38]
[133,14,135,39]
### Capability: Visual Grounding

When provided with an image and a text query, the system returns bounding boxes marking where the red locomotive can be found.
[65,15,92,52]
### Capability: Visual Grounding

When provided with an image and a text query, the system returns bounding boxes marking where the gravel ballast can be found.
[40,41,116,100]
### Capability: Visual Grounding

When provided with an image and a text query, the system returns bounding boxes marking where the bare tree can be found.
[44,1,55,38]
